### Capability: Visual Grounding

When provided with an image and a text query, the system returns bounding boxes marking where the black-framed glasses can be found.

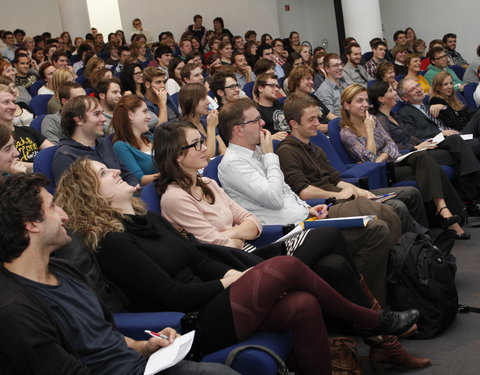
[223,83,241,90]
[237,116,262,126]
[182,138,206,151]
[264,83,280,89]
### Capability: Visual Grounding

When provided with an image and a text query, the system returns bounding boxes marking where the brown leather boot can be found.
[369,335,431,370]
[359,274,381,311]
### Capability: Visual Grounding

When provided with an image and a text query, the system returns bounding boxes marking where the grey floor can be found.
[354,226,480,374]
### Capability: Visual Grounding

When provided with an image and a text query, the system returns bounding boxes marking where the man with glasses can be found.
[315,53,348,116]
[424,47,464,90]
[397,77,480,160]
[255,73,289,140]
[210,72,241,109]
[272,38,287,67]
[217,97,402,305]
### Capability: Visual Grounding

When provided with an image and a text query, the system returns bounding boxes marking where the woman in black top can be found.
[55,157,418,375]
[429,71,474,131]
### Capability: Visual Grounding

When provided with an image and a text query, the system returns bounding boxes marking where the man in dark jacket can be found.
[52,95,139,186]
[0,173,237,375]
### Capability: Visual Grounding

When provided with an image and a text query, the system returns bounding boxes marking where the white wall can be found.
[117,0,280,42]
[379,0,480,62]
[277,0,340,53]
[0,0,63,37]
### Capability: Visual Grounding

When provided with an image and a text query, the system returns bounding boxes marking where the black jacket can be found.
[0,259,115,374]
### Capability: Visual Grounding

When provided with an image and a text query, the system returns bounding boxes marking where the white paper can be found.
[395,149,424,163]
[274,224,303,243]
[432,132,445,144]
[143,331,195,375]
[461,134,473,140]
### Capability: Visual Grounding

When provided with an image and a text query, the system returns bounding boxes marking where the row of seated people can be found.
[0,78,445,373]
[0,110,425,373]
[0,24,477,373]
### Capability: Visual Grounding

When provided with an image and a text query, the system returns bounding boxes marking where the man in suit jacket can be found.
[397,78,480,156]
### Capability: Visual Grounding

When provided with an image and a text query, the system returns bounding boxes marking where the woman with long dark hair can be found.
[178,83,226,158]
[111,95,158,185]
[120,63,144,96]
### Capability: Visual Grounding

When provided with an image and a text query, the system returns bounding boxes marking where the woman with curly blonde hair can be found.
[55,157,418,375]
[55,157,146,250]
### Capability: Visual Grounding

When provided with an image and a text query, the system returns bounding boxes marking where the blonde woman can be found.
[48,67,75,114]
[430,71,474,131]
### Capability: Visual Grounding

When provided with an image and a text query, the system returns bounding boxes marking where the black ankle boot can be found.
[355,309,419,337]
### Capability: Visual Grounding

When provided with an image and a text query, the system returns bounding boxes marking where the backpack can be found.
[387,230,458,339]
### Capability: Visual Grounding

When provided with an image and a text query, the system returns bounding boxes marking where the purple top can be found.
[340,118,401,162]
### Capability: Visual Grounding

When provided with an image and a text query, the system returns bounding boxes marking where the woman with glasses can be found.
[111,95,158,186]
[339,84,469,239]
[120,63,144,97]
[179,83,226,158]
[55,154,418,375]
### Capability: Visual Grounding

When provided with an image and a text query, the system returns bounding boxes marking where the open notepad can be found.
[144,331,195,375]
[275,215,377,243]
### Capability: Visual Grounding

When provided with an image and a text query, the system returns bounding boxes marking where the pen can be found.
[144,330,169,340]
[317,203,333,216]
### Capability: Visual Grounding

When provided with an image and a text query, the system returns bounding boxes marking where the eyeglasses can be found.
[404,83,422,95]
[327,63,344,68]
[133,71,143,75]
[237,116,262,126]
[182,138,206,151]
[264,83,279,89]
[223,83,241,90]
[434,54,448,60]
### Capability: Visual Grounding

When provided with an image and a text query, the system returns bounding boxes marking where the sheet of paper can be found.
[432,132,445,144]
[144,331,195,375]
[395,149,424,163]
[461,134,473,140]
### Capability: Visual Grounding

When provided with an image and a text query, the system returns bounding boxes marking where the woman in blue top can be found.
[111,94,158,185]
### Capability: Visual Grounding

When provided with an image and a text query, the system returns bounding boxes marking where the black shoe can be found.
[437,207,462,230]
[456,232,471,240]
[355,309,419,337]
